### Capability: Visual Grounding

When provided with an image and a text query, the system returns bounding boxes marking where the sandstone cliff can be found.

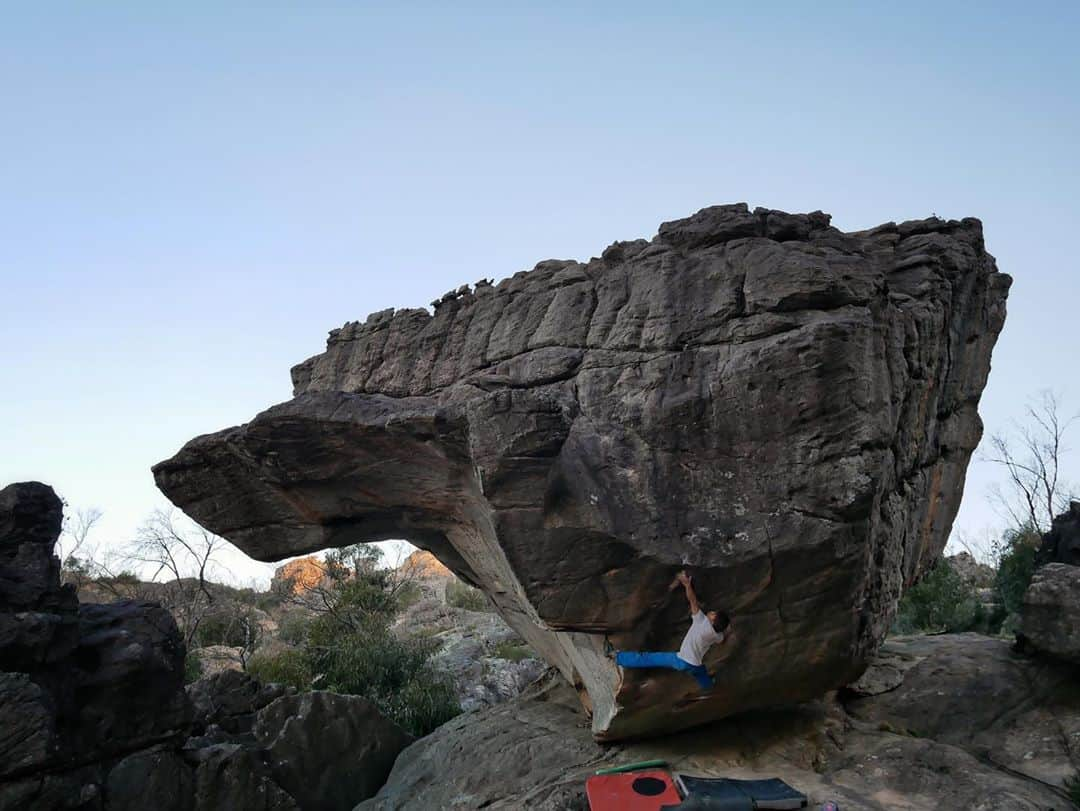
[154,204,1010,739]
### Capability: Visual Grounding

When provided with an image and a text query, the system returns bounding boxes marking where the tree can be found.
[987,390,1077,535]
[58,506,103,585]
[127,509,228,648]
[277,543,419,629]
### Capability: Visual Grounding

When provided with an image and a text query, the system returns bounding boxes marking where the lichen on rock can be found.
[154,203,1010,739]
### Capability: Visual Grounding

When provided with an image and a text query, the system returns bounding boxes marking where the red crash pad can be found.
[586,770,682,810]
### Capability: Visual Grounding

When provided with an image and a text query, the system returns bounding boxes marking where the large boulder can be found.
[154,204,1010,739]
[1019,562,1080,664]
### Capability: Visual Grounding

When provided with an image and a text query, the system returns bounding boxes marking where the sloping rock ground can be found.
[358,635,1080,810]
[155,204,1010,740]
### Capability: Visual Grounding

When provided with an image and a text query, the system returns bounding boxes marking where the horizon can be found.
[3,3,1078,587]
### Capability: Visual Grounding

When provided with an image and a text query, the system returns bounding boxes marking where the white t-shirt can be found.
[677,610,723,666]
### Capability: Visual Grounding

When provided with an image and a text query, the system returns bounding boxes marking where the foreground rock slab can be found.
[155,204,1010,739]
[360,637,1077,810]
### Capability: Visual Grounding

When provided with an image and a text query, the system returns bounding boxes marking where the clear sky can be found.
[2,2,1077,586]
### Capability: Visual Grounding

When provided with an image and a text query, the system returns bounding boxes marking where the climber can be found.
[613,570,732,690]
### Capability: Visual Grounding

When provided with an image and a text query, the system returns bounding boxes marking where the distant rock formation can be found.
[945,551,995,588]
[270,555,327,596]
[154,204,1010,739]
[399,549,452,580]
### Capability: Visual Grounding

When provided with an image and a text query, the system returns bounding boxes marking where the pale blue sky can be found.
[2,2,1077,584]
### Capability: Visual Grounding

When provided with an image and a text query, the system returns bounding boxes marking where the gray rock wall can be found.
[155,204,1010,739]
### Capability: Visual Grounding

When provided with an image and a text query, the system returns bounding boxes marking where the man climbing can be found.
[614,570,732,690]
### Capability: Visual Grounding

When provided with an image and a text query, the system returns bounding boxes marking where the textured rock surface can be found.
[253,692,413,811]
[844,634,1080,789]
[359,641,1074,811]
[1020,563,1080,664]
[186,669,294,736]
[155,204,1010,738]
[270,556,327,596]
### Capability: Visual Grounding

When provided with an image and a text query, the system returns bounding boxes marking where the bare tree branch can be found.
[986,390,1077,534]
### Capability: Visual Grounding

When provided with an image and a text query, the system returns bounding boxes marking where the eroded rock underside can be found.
[154,204,1010,739]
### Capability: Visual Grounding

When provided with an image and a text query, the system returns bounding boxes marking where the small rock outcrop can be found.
[1020,563,1080,665]
[154,204,1010,739]
[399,549,452,581]
[255,692,413,811]
[0,485,412,810]
[270,556,327,596]
[944,551,994,588]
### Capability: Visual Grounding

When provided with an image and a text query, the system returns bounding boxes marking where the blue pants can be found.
[616,651,714,689]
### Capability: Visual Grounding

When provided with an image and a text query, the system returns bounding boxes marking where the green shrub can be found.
[446,580,490,612]
[276,611,311,645]
[306,627,459,736]
[382,670,461,738]
[183,651,203,684]
[247,648,313,691]
[194,606,260,648]
[994,526,1041,616]
[396,580,423,610]
[491,641,534,662]
[892,558,979,634]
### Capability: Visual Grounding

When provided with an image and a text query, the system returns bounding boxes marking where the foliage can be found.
[306,625,459,736]
[247,647,313,691]
[491,641,534,662]
[893,558,980,635]
[250,544,461,737]
[194,605,261,650]
[993,525,1041,616]
[183,651,204,685]
[395,579,423,610]
[446,580,490,612]
[276,611,311,645]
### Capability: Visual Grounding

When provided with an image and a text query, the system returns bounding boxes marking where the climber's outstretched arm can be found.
[670,570,700,616]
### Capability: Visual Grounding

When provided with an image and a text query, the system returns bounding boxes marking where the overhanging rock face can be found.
[154,204,1010,740]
